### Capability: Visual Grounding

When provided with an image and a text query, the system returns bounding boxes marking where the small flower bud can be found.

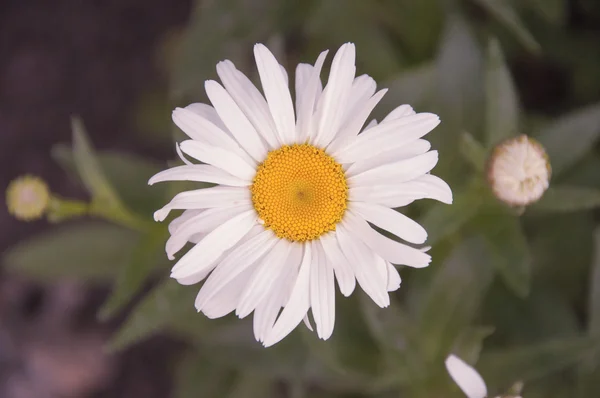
[6,175,50,221]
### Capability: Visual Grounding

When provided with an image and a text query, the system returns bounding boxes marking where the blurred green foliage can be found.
[3,0,600,397]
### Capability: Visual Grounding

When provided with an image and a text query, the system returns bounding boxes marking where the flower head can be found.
[487,135,550,207]
[6,175,50,221]
[150,43,452,346]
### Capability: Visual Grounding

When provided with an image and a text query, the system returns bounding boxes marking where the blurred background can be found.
[1,0,600,397]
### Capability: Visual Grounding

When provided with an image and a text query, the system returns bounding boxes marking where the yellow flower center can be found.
[251,144,348,242]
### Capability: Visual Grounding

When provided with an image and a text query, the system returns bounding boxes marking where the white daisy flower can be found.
[487,134,551,207]
[149,43,452,347]
[445,354,523,398]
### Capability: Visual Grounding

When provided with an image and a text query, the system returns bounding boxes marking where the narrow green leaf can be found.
[70,117,122,207]
[452,326,495,364]
[524,0,566,25]
[381,63,435,113]
[536,102,600,175]
[420,181,483,246]
[459,131,487,172]
[416,237,494,362]
[479,213,532,297]
[589,228,600,334]
[529,186,600,213]
[107,279,199,351]
[479,336,600,388]
[52,145,168,217]
[98,227,168,320]
[485,37,520,147]
[469,0,541,53]
[2,223,138,281]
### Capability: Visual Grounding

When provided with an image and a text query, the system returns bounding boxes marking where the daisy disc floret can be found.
[149,43,452,346]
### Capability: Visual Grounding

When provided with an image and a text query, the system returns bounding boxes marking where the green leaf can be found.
[2,223,138,281]
[479,212,532,297]
[590,228,600,335]
[107,279,199,351]
[452,326,495,364]
[485,37,520,147]
[416,237,494,363]
[469,0,541,53]
[459,131,487,172]
[529,186,600,213]
[70,117,122,208]
[536,102,600,175]
[98,227,168,320]
[479,336,600,388]
[420,181,483,246]
[52,145,168,217]
[381,63,435,115]
[524,0,566,25]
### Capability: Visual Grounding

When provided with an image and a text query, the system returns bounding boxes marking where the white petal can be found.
[313,43,356,148]
[148,164,250,187]
[216,60,279,149]
[345,139,431,177]
[154,186,250,222]
[168,209,203,235]
[351,201,427,244]
[236,238,293,318]
[336,224,389,308]
[205,80,268,162]
[303,315,314,331]
[253,244,302,342]
[348,150,438,187]
[179,140,255,181]
[327,88,387,153]
[263,243,312,347]
[342,74,377,126]
[310,241,335,340]
[296,51,328,143]
[364,119,378,130]
[185,103,228,132]
[254,44,296,145]
[175,142,194,165]
[344,211,431,268]
[319,233,355,297]
[172,107,255,166]
[445,355,488,398]
[195,230,277,311]
[201,265,257,319]
[170,210,257,278]
[387,262,401,291]
[165,204,252,260]
[332,113,440,163]
[382,104,415,121]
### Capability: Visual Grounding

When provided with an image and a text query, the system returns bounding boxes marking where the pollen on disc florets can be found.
[251,144,348,242]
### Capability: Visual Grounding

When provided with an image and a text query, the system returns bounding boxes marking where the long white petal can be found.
[332,113,440,163]
[179,140,255,182]
[310,241,335,340]
[263,243,312,347]
[336,224,389,307]
[148,164,250,187]
[344,211,431,268]
[345,139,431,177]
[348,151,438,187]
[382,104,415,121]
[253,244,302,342]
[205,80,268,162]
[170,210,257,278]
[387,262,402,291]
[319,233,355,297]
[236,238,293,318]
[351,201,427,244]
[327,88,387,153]
[168,209,203,235]
[296,51,328,143]
[195,230,277,311]
[201,265,257,319]
[165,204,252,260]
[445,355,488,398]
[172,107,255,166]
[216,60,280,149]
[185,103,228,132]
[154,186,250,222]
[313,43,356,148]
[254,44,296,145]
[342,74,377,127]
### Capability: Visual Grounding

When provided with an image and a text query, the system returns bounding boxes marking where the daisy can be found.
[487,134,550,207]
[149,43,452,347]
